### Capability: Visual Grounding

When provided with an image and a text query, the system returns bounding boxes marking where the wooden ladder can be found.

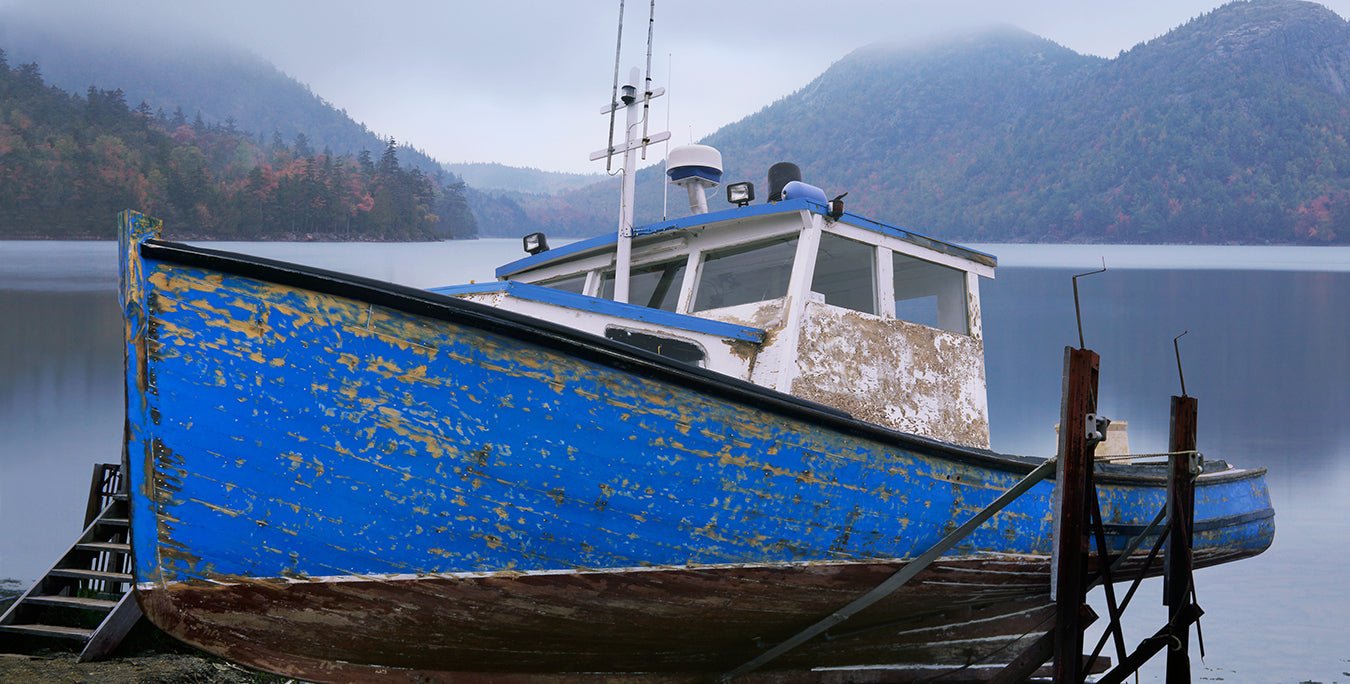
[0,464,143,661]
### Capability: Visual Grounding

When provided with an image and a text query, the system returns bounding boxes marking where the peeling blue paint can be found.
[118,212,1272,590]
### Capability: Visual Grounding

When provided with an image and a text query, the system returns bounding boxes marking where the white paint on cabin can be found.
[452,291,758,379]
[446,205,996,448]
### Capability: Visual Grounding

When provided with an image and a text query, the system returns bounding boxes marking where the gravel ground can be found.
[0,652,293,683]
[0,591,295,683]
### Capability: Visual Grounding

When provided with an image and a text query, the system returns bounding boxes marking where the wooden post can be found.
[1052,346,1099,684]
[1166,395,1198,683]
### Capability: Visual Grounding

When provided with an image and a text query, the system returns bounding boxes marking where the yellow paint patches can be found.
[693,518,729,542]
[718,452,750,468]
[365,356,404,378]
[188,499,244,517]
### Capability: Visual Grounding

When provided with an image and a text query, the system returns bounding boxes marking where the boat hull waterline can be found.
[118,212,1273,680]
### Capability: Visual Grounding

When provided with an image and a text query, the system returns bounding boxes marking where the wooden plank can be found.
[1096,604,1203,684]
[48,569,132,583]
[78,592,144,662]
[84,464,109,529]
[0,624,95,640]
[1,499,128,629]
[23,596,118,611]
[74,542,131,553]
[719,459,1057,681]
[97,517,130,528]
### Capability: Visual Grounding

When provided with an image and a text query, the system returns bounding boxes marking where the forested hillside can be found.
[0,53,476,240]
[0,8,453,180]
[508,0,1350,244]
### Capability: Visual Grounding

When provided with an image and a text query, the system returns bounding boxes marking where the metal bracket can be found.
[1085,413,1111,447]
[1185,451,1204,476]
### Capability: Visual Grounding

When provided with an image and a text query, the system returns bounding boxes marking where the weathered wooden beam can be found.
[1095,604,1204,684]
[989,605,1099,684]
[1052,346,1099,684]
[720,459,1057,682]
[1166,395,1198,683]
[78,591,143,662]
[84,464,115,528]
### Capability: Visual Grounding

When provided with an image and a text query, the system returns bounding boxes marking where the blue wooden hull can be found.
[118,212,1273,680]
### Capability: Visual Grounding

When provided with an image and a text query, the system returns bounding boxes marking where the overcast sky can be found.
[5,0,1349,173]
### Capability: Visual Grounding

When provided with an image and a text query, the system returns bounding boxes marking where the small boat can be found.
[117,54,1272,684]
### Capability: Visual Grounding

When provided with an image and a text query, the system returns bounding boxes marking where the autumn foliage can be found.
[0,50,477,240]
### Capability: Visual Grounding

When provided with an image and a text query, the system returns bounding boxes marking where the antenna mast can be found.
[604,1,626,174]
[590,0,670,304]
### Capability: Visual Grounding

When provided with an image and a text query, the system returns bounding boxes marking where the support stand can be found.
[1051,346,1099,684]
[1166,395,1199,683]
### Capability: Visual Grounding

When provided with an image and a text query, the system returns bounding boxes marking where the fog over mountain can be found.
[1,0,1347,243]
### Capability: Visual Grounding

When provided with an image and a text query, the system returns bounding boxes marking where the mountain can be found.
[0,56,476,240]
[516,0,1349,244]
[446,163,601,195]
[0,6,451,180]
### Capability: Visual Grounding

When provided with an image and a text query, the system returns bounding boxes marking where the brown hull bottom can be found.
[135,557,1068,682]
[137,549,1245,682]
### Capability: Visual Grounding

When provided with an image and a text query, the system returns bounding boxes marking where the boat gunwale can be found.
[135,238,1267,488]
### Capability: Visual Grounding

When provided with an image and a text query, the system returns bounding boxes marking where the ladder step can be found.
[112,492,129,501]
[96,518,129,528]
[24,595,119,611]
[75,542,131,554]
[0,623,95,640]
[48,568,133,583]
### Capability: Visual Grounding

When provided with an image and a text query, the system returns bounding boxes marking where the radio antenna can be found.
[589,1,670,303]
[604,0,627,173]
[640,0,656,160]
[662,53,672,220]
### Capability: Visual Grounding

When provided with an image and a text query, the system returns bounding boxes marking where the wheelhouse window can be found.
[600,259,687,311]
[604,327,706,366]
[539,273,587,295]
[892,252,968,335]
[812,233,876,315]
[693,236,798,312]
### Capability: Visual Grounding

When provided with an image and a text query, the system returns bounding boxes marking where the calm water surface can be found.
[1,240,1346,682]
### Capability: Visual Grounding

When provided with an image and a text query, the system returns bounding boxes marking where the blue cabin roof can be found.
[495,198,998,280]
[429,281,766,343]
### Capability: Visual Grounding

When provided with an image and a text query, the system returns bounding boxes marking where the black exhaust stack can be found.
[767,162,801,202]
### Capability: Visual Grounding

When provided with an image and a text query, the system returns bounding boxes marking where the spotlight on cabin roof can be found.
[726,181,755,207]
[522,232,550,255]
[667,144,723,215]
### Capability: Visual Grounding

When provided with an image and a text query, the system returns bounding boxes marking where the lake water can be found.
[1,239,1346,682]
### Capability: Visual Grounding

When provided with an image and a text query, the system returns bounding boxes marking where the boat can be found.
[117,51,1273,684]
